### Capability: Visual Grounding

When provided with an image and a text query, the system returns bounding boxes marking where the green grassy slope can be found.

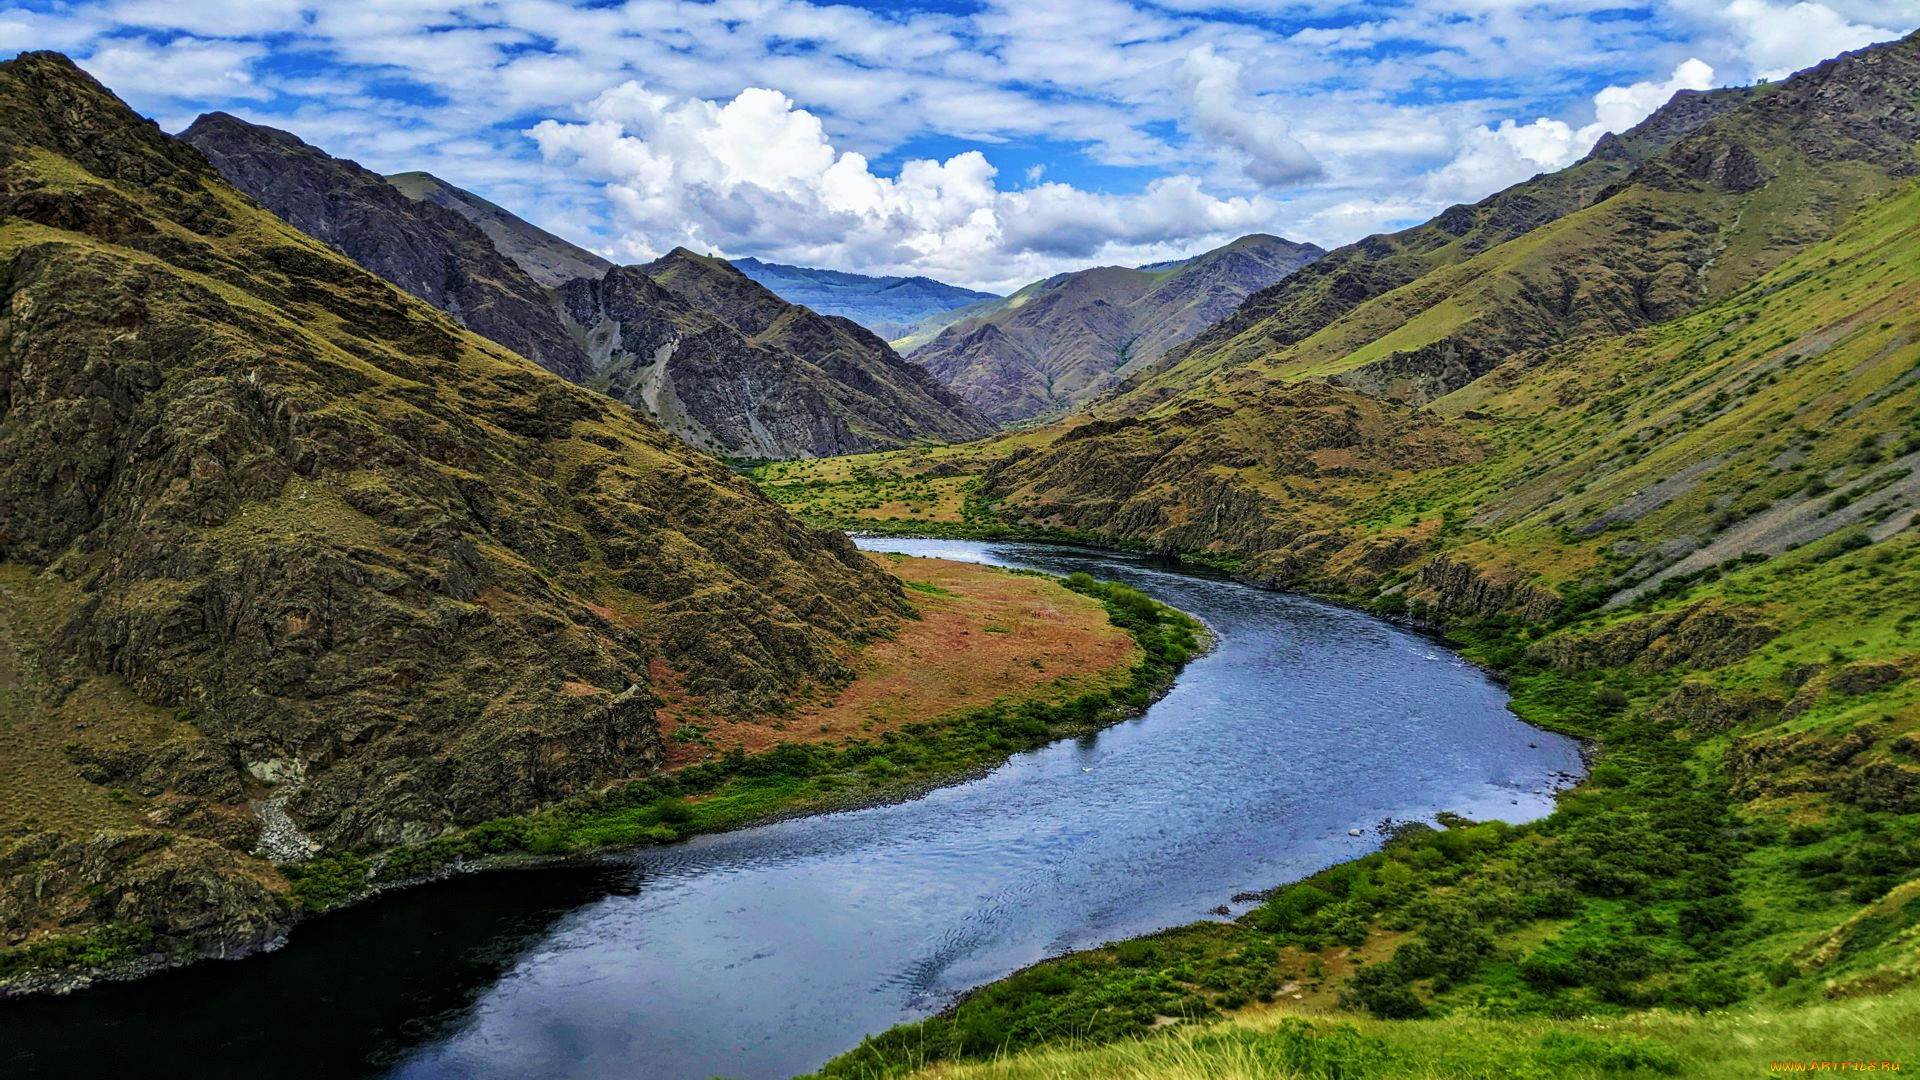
[780,50,1920,1080]
[1111,37,1914,411]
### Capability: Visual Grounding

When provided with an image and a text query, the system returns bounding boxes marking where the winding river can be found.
[0,539,1583,1080]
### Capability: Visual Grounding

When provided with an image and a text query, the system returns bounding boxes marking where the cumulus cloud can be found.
[10,0,1919,283]
[1178,45,1322,187]
[530,81,1274,291]
[1424,58,1716,204]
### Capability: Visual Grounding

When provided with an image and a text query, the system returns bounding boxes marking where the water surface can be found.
[0,539,1581,1080]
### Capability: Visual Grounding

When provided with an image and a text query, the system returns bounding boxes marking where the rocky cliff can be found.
[0,52,909,974]
[180,112,596,383]
[908,234,1322,423]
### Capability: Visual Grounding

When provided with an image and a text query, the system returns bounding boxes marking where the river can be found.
[0,538,1582,1080]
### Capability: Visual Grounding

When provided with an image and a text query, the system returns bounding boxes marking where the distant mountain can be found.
[560,249,994,458]
[728,257,998,339]
[179,114,988,458]
[387,170,613,287]
[905,234,1323,423]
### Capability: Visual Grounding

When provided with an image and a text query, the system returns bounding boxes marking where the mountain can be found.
[559,249,994,458]
[905,234,1323,423]
[0,52,912,980]
[180,112,597,383]
[176,115,989,460]
[728,256,998,340]
[386,170,613,287]
[771,35,1920,1069]
[984,32,1920,581]
[1110,82,1766,411]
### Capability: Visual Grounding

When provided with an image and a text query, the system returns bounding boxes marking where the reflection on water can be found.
[1,540,1582,1080]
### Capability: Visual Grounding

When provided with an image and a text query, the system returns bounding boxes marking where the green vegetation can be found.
[796,79,1920,1080]
[867,988,1920,1080]
[267,573,1202,917]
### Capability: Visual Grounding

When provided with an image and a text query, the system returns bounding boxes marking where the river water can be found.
[0,539,1582,1080]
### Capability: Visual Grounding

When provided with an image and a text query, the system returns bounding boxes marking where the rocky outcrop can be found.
[1649,680,1783,734]
[1529,603,1777,673]
[1411,557,1562,622]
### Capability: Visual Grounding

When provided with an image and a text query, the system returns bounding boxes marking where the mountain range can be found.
[904,234,1324,423]
[180,114,989,459]
[761,30,1920,1072]
[6,22,1920,1072]
[728,256,999,340]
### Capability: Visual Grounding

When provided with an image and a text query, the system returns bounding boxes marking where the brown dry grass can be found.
[658,554,1139,765]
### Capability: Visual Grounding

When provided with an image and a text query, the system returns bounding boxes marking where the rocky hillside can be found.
[729,256,997,340]
[1114,37,1920,413]
[560,249,994,458]
[180,114,991,459]
[180,112,596,382]
[386,170,612,287]
[907,234,1322,423]
[0,52,912,980]
[1114,84,1764,410]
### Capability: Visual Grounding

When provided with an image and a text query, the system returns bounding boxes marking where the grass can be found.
[654,554,1140,764]
[892,987,1920,1080]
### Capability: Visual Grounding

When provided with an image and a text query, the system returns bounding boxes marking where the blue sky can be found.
[3,0,1914,291]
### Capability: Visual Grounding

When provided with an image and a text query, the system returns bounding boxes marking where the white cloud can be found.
[9,0,1918,286]
[1712,0,1899,80]
[77,36,270,105]
[1424,58,1716,203]
[530,81,1273,291]
[1178,45,1322,186]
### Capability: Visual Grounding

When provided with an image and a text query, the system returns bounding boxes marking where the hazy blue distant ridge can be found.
[730,256,998,338]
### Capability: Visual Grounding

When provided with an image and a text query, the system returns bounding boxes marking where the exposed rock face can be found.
[0,52,910,960]
[1411,557,1562,623]
[729,256,997,340]
[910,235,1322,423]
[1649,681,1782,734]
[180,112,595,382]
[979,381,1479,587]
[561,251,994,458]
[386,170,613,287]
[1529,603,1778,673]
[181,115,992,460]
